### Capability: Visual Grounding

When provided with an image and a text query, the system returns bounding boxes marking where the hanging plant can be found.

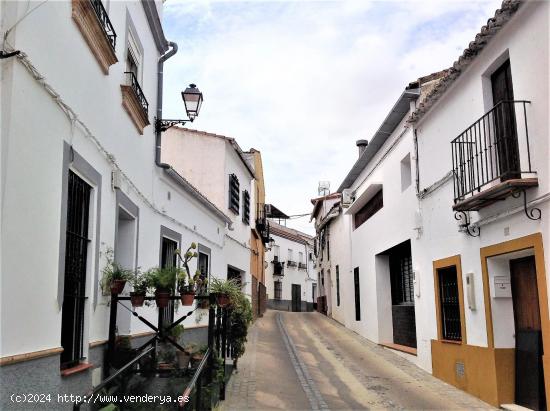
[129,269,150,308]
[100,247,133,295]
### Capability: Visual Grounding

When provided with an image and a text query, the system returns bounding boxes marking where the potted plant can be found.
[175,243,201,305]
[229,289,253,369]
[101,247,133,295]
[209,278,240,308]
[129,270,149,308]
[188,344,208,369]
[149,267,177,308]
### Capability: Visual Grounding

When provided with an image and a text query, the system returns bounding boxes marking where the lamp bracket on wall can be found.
[454,211,480,237]
[511,189,541,221]
[155,118,193,133]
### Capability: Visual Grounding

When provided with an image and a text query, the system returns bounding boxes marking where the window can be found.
[336,265,340,307]
[242,190,250,224]
[354,189,383,229]
[229,174,240,214]
[299,252,303,263]
[228,266,242,287]
[273,245,280,261]
[288,249,293,261]
[354,267,361,321]
[61,171,92,369]
[160,237,178,327]
[437,266,462,341]
[401,153,412,191]
[198,250,210,294]
[274,281,282,300]
[391,253,414,305]
[327,238,330,261]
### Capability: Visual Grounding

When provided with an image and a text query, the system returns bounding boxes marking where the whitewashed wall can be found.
[0,0,227,361]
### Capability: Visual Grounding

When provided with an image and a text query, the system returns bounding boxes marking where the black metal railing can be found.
[89,0,117,50]
[273,261,284,276]
[451,100,533,203]
[298,262,307,270]
[125,71,149,115]
[255,203,270,244]
[286,260,297,268]
[179,348,211,410]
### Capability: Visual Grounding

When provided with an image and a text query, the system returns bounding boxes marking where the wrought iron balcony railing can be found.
[451,100,536,209]
[125,71,149,115]
[287,260,297,268]
[273,261,284,276]
[90,0,117,50]
[298,262,307,270]
[255,203,270,244]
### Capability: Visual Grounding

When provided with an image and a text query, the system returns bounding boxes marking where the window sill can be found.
[121,85,150,134]
[61,362,93,377]
[72,0,117,74]
[439,339,462,345]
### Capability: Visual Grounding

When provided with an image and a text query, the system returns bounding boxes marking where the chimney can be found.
[356,139,368,157]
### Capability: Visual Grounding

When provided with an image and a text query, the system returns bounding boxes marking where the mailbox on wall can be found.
[493,275,512,298]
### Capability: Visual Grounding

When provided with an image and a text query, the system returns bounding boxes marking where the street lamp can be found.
[155,83,204,132]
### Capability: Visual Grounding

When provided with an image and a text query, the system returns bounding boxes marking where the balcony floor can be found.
[453,178,538,212]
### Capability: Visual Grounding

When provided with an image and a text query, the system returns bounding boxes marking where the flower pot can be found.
[217,293,230,308]
[130,292,145,307]
[155,289,171,308]
[110,279,127,295]
[180,292,195,306]
[177,351,191,369]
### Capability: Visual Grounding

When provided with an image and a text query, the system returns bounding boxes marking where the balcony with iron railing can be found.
[272,256,284,276]
[255,203,271,244]
[451,100,538,212]
[286,260,297,268]
[121,71,150,133]
[298,262,307,270]
[72,0,118,74]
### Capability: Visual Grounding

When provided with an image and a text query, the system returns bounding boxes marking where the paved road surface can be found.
[221,310,494,411]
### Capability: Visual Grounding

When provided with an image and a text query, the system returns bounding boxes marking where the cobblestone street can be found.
[221,310,495,410]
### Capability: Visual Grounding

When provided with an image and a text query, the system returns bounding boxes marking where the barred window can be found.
[438,266,462,341]
[274,281,282,300]
[242,190,250,224]
[336,265,340,307]
[229,174,240,214]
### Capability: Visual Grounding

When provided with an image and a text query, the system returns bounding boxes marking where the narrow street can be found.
[222,310,494,411]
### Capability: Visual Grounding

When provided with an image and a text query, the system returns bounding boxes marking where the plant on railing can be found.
[176,243,207,305]
[129,269,150,308]
[100,246,133,295]
[229,290,253,369]
[209,278,240,308]
[148,266,180,308]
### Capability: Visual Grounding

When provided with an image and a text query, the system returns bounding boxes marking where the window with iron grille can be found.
[229,174,240,214]
[354,267,361,321]
[274,281,282,300]
[61,171,91,369]
[160,237,178,327]
[336,265,340,307]
[438,266,462,341]
[242,190,250,224]
[354,189,383,229]
[391,254,414,305]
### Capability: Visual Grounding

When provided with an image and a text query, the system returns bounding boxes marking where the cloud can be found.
[162,0,502,234]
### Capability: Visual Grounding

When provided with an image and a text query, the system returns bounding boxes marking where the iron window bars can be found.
[354,189,383,229]
[273,261,284,276]
[229,174,240,214]
[61,171,91,368]
[438,266,462,341]
[242,190,250,224]
[451,100,532,204]
[124,71,149,115]
[89,0,117,50]
[274,281,282,300]
[255,203,271,244]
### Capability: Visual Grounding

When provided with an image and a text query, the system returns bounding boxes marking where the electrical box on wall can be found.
[493,275,512,298]
[465,272,476,310]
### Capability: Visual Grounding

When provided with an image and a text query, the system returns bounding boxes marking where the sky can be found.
[162,0,502,235]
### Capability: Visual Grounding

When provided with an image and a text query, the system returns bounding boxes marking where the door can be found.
[291,284,301,312]
[510,256,545,410]
[61,171,91,368]
[354,267,361,321]
[491,60,520,179]
[160,237,177,328]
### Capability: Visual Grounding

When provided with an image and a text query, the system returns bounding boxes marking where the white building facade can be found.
[163,128,256,299]
[265,222,316,312]
[1,0,230,403]
[329,1,549,408]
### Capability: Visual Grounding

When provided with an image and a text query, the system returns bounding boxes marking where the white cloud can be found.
[162,0,502,234]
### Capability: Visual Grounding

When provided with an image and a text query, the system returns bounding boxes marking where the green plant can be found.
[100,247,133,293]
[209,278,240,296]
[168,324,184,341]
[175,243,208,293]
[229,290,253,367]
[129,269,150,294]
[148,266,180,292]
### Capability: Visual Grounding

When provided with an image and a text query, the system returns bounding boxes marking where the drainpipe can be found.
[155,41,178,169]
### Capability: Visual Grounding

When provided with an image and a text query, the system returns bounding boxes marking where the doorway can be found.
[291,284,301,312]
[491,59,520,180]
[511,256,545,410]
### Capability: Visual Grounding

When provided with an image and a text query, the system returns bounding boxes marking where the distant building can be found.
[265,221,316,312]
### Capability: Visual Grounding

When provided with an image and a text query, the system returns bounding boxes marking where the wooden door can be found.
[291,284,301,312]
[491,60,520,179]
[510,256,545,410]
